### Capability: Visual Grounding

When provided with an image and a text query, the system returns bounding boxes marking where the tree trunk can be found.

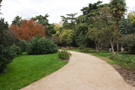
[116,20,119,54]
[96,46,99,52]
[95,41,99,52]
[110,40,115,55]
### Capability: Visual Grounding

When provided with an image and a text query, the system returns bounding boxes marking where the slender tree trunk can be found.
[96,46,99,52]
[95,41,99,52]
[110,40,115,55]
[116,20,119,54]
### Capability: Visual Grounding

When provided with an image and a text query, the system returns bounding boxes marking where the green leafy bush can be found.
[80,48,96,53]
[26,36,58,55]
[0,45,16,73]
[10,44,21,56]
[110,55,135,70]
[58,50,71,60]
[20,40,28,52]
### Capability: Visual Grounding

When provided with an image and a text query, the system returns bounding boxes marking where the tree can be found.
[10,19,45,41]
[61,13,77,29]
[59,29,75,47]
[66,13,78,23]
[74,1,103,48]
[0,18,11,46]
[97,6,117,55]
[119,18,132,35]
[88,14,109,52]
[121,34,135,54]
[110,0,126,54]
[33,14,55,37]
[0,0,2,14]
[128,11,135,23]
[12,16,22,26]
[128,11,135,34]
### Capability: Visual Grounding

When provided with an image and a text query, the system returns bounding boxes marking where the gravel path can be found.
[21,51,135,90]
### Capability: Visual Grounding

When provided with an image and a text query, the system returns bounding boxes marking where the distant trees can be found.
[10,19,45,41]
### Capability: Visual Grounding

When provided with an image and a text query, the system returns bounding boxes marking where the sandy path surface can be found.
[21,51,135,90]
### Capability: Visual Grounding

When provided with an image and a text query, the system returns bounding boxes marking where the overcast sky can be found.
[1,0,135,24]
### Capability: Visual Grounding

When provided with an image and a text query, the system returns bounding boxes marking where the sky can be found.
[0,0,135,24]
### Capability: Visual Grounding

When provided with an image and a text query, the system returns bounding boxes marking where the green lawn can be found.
[61,48,80,52]
[0,53,68,90]
[92,50,113,57]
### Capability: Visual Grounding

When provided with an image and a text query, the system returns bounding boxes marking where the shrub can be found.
[26,36,58,55]
[0,45,16,74]
[0,18,18,74]
[58,50,71,60]
[20,40,28,52]
[80,48,96,53]
[110,55,135,70]
[10,44,21,56]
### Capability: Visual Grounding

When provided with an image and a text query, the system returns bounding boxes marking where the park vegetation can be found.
[0,0,135,89]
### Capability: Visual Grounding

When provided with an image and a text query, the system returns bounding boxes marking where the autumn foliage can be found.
[10,19,45,41]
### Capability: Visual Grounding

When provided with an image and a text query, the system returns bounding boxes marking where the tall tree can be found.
[110,0,126,54]
[97,6,116,55]
[74,1,103,48]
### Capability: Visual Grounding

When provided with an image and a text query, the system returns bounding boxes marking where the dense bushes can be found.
[110,55,135,70]
[26,36,58,54]
[58,50,71,60]
[20,40,28,52]
[0,45,16,73]
[10,44,21,56]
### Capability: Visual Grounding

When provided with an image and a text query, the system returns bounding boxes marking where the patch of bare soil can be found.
[113,65,135,87]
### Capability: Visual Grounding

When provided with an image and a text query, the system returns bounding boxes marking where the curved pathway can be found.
[21,51,135,90]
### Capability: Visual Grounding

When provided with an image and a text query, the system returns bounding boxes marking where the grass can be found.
[61,48,79,52]
[0,53,68,90]
[92,50,113,57]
